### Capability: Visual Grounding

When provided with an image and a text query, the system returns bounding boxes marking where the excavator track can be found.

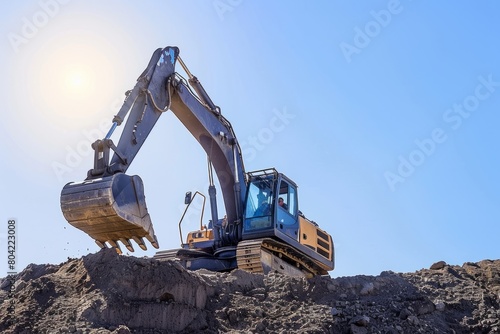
[236,241,266,274]
[236,239,327,278]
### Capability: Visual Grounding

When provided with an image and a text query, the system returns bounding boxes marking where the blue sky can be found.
[0,1,499,278]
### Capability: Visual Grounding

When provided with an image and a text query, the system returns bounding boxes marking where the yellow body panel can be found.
[186,229,214,246]
[298,216,333,262]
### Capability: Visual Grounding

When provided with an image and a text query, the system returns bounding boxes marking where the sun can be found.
[30,40,118,130]
[64,68,93,96]
[69,71,85,88]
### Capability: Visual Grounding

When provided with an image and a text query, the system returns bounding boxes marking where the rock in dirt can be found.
[0,249,499,333]
[430,261,447,270]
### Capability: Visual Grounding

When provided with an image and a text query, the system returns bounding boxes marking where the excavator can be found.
[60,46,334,277]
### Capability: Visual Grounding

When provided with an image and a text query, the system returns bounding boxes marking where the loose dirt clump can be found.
[1,249,499,333]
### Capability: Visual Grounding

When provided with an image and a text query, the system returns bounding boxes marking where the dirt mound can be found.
[1,249,499,333]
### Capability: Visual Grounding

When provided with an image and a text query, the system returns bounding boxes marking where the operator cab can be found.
[242,169,299,241]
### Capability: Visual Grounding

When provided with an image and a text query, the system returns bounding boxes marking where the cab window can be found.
[245,178,273,218]
[278,180,296,216]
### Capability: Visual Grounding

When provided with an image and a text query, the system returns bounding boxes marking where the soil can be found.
[1,249,499,333]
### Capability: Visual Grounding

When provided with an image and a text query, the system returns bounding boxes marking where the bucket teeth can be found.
[145,234,160,249]
[120,238,135,253]
[95,240,106,249]
[108,240,122,254]
[132,236,147,251]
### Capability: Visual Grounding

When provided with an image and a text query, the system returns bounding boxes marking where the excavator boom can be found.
[60,48,180,253]
[60,46,246,253]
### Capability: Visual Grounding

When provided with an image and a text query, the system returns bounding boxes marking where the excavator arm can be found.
[60,47,246,253]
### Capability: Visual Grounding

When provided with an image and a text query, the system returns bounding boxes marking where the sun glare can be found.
[8,14,136,166]
[69,72,85,88]
[65,68,93,96]
[31,39,118,130]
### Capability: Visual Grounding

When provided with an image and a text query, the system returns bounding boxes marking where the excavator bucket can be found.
[60,173,159,254]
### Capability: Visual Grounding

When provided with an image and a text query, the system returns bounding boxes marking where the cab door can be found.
[275,178,299,240]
